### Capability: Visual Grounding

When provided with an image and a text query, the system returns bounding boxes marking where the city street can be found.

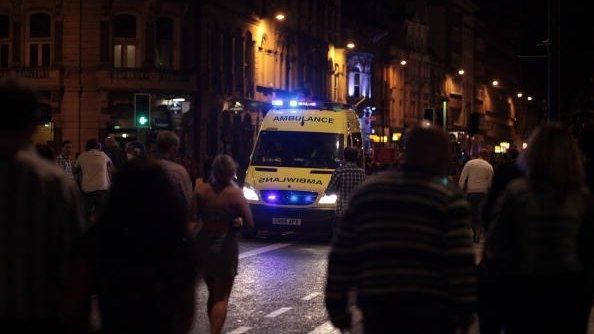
[190,238,594,334]
[191,238,344,334]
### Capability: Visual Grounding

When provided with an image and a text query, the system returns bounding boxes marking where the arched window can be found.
[155,17,173,69]
[28,13,51,67]
[113,14,137,68]
[0,14,9,67]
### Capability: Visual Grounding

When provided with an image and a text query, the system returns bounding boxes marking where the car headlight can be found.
[243,185,259,201]
[319,194,337,205]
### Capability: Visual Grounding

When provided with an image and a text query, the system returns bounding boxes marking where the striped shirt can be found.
[325,170,476,325]
[0,148,82,321]
[55,153,74,180]
[326,162,366,217]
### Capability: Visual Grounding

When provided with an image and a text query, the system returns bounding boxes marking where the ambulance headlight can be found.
[319,194,337,205]
[243,185,259,201]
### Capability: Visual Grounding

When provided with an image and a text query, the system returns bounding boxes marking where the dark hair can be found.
[94,159,196,333]
[506,147,519,160]
[404,123,450,176]
[520,123,585,201]
[344,147,360,163]
[0,80,39,134]
[156,131,180,155]
[85,139,99,151]
[62,140,72,146]
[35,144,55,161]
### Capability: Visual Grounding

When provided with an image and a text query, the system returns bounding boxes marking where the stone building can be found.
[0,0,198,155]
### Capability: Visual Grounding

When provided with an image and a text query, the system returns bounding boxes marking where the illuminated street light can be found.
[517,92,523,98]
[275,13,286,21]
[346,42,356,49]
[492,80,499,87]
[527,96,533,101]
[400,60,407,66]
[458,69,465,75]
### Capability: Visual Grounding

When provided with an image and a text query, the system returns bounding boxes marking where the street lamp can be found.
[492,80,499,87]
[527,96,533,101]
[517,92,523,98]
[346,42,356,49]
[275,13,286,21]
[458,69,465,75]
[400,60,407,66]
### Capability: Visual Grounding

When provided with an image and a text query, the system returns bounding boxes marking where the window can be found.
[113,14,137,68]
[0,15,9,68]
[28,13,51,67]
[155,17,173,69]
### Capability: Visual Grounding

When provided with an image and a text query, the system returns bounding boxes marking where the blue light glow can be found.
[272,99,284,106]
[290,195,299,202]
[289,100,298,107]
[267,194,278,202]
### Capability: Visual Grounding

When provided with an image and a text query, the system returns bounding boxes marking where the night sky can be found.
[479,0,594,112]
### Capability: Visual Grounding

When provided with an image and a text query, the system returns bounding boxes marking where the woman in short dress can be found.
[194,154,254,334]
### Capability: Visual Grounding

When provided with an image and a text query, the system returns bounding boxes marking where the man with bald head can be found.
[326,124,476,334]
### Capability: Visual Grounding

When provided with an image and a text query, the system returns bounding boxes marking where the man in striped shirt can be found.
[325,124,476,333]
[326,147,366,226]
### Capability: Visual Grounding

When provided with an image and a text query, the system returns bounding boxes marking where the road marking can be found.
[239,243,291,259]
[264,307,292,318]
[226,326,251,334]
[302,292,321,301]
[308,321,340,334]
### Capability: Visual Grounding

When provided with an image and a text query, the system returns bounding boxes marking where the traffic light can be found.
[134,93,151,128]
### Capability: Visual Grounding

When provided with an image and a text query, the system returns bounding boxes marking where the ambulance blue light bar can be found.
[271,99,317,107]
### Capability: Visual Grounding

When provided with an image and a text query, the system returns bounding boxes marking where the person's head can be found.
[126,141,146,160]
[96,158,195,332]
[62,140,73,157]
[0,80,40,156]
[343,146,360,164]
[105,136,118,149]
[85,138,100,151]
[35,144,55,161]
[477,148,490,160]
[505,147,520,161]
[156,131,180,159]
[210,154,237,186]
[519,123,585,199]
[403,123,450,176]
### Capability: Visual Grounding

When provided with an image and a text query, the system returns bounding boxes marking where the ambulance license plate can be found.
[272,218,302,226]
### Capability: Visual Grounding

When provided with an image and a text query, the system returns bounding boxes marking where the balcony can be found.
[0,67,61,89]
[98,67,196,92]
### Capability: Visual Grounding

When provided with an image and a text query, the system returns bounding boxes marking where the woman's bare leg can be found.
[205,276,234,334]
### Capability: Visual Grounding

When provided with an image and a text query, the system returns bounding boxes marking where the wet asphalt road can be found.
[190,237,342,334]
[188,238,594,334]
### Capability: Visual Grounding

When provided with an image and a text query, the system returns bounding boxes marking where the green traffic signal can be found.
[138,115,148,126]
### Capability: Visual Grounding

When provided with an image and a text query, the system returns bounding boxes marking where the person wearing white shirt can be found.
[458,149,494,242]
[75,139,112,226]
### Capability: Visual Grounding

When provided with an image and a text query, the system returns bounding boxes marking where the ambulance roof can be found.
[261,108,358,134]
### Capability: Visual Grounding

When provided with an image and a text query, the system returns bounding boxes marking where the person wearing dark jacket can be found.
[478,148,523,334]
[325,124,476,334]
[484,124,594,334]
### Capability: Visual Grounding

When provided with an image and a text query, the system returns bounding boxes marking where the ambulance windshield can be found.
[252,131,344,169]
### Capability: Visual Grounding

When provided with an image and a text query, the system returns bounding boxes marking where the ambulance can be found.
[242,99,363,235]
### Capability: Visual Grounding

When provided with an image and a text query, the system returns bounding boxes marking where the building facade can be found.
[0,0,198,155]
[1,0,527,172]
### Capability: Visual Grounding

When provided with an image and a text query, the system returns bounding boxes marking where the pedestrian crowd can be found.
[0,80,252,333]
[2,79,594,334]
